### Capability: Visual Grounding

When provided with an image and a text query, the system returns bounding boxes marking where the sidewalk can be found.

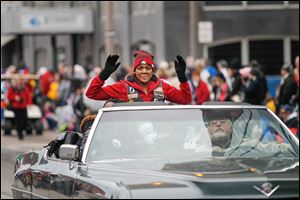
[1,129,58,154]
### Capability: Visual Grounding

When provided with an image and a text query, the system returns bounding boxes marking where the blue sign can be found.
[29,17,41,27]
[266,76,281,98]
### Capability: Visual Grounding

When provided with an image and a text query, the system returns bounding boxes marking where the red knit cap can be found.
[133,50,155,71]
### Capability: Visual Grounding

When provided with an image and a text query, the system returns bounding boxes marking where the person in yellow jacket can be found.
[47,73,60,101]
[265,94,276,113]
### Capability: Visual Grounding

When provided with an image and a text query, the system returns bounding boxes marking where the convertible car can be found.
[11,102,299,199]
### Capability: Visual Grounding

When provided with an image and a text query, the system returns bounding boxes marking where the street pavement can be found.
[1,129,59,199]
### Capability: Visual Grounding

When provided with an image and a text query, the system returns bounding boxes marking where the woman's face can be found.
[135,64,154,84]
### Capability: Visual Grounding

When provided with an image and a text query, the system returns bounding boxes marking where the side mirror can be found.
[59,144,78,170]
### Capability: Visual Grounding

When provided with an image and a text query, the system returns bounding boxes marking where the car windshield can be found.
[85,108,298,162]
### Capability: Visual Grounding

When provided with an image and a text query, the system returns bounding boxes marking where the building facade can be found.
[1,1,299,75]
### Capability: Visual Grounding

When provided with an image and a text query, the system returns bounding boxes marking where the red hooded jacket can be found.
[86,75,192,104]
[195,80,210,105]
[7,86,32,109]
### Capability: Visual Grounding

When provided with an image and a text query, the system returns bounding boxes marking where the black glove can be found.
[99,55,121,81]
[175,55,187,83]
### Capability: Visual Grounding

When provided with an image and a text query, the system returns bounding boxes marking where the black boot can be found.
[18,131,24,140]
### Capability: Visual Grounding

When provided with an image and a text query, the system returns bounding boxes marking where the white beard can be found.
[210,131,231,148]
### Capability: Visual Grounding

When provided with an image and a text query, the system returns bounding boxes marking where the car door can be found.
[48,158,78,199]
[31,154,57,199]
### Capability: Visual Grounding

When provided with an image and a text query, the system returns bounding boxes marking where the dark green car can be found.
[12,103,299,198]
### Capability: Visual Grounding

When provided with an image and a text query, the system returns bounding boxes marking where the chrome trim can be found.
[81,110,104,163]
[253,184,280,197]
[100,105,267,112]
[11,187,49,199]
[263,162,299,174]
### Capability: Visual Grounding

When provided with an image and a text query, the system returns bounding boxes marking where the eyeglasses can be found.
[208,120,229,126]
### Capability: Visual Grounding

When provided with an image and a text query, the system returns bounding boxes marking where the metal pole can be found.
[105,1,115,56]
[189,1,197,58]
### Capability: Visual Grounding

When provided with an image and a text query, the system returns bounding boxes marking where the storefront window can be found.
[208,42,241,66]
[249,40,283,75]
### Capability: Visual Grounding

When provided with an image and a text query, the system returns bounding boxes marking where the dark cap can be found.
[217,60,228,68]
[250,68,260,77]
[229,58,241,70]
[280,104,293,113]
[216,71,226,81]
[202,109,243,123]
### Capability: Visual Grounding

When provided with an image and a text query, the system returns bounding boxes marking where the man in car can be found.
[85,50,192,104]
[205,113,296,157]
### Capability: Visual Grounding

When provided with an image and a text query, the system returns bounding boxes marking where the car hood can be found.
[86,157,299,198]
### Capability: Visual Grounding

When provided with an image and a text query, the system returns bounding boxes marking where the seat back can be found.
[64,131,83,145]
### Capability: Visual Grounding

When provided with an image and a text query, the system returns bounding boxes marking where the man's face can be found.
[279,109,289,122]
[135,64,153,84]
[207,119,232,148]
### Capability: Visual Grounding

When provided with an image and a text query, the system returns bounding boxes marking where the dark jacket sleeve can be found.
[280,76,297,105]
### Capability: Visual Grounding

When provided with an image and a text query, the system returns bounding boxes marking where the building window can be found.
[73,1,96,8]
[35,48,47,69]
[33,1,51,8]
[247,1,284,5]
[114,1,123,15]
[57,47,66,64]
[289,1,299,5]
[208,42,241,66]
[204,1,242,6]
[249,40,283,75]
[131,1,153,15]
[51,1,71,8]
[132,41,155,55]
[291,40,299,64]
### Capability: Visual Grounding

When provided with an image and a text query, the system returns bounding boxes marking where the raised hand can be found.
[174,55,187,83]
[99,55,121,80]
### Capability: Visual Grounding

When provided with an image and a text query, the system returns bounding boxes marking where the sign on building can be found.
[21,14,85,31]
[198,21,213,44]
[2,9,93,34]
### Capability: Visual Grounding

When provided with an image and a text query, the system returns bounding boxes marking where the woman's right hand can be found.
[99,55,121,80]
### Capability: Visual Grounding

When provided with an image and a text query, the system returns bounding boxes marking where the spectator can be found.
[276,64,297,111]
[227,58,244,102]
[42,101,58,130]
[216,60,231,91]
[244,68,263,105]
[294,56,299,86]
[279,104,298,136]
[73,82,89,122]
[47,73,61,102]
[192,69,210,105]
[7,75,32,140]
[39,69,55,98]
[212,72,229,102]
[249,60,268,104]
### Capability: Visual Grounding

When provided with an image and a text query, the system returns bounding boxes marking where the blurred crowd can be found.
[1,55,299,139]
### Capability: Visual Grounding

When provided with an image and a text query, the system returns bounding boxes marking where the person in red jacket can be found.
[7,76,32,140]
[191,69,210,105]
[86,50,192,104]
